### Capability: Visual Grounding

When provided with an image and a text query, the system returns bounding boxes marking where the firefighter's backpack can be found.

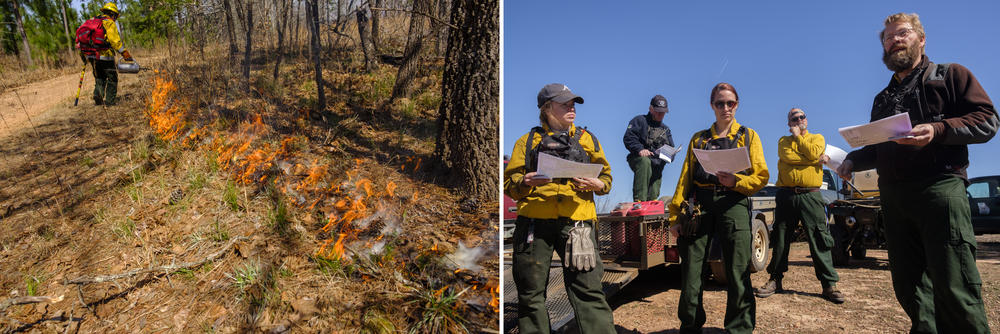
[75,16,110,58]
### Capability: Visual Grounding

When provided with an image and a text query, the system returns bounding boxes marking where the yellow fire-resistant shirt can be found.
[775,131,825,188]
[97,15,126,61]
[504,124,612,221]
[667,120,769,225]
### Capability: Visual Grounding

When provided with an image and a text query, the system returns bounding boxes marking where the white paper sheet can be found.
[535,152,604,179]
[824,144,848,171]
[691,147,751,176]
[656,144,683,163]
[837,112,913,148]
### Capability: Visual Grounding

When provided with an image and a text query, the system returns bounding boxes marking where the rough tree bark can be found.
[389,0,431,101]
[432,0,499,203]
[12,0,33,67]
[356,8,374,72]
[306,0,326,115]
[368,0,382,53]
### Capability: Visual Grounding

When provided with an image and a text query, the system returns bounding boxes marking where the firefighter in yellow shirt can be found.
[86,2,133,105]
[667,83,768,334]
[503,83,614,333]
[754,108,845,304]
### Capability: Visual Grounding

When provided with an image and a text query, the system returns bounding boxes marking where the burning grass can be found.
[142,70,498,330]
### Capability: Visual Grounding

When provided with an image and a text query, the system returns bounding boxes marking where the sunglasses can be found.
[713,100,737,109]
[789,115,807,122]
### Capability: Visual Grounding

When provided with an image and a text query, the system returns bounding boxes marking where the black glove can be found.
[678,199,702,237]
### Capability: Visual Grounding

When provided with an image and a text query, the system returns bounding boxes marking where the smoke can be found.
[446,241,485,272]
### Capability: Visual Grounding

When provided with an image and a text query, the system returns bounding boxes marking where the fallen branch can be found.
[65,236,248,285]
[0,295,64,312]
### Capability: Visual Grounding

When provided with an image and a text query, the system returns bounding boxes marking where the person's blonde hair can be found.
[538,100,554,127]
[881,13,925,42]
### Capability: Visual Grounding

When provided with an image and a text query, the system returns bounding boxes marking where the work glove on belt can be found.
[678,199,702,237]
[121,50,133,61]
[564,221,596,272]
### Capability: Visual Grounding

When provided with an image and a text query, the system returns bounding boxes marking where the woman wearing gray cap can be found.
[503,83,615,333]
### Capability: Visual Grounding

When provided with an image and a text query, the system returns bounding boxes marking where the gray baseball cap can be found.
[537,83,584,108]
[650,95,669,113]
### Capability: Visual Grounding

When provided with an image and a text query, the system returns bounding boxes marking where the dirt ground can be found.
[608,235,1000,333]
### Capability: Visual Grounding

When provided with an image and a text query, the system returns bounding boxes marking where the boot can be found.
[754,278,782,298]
[823,285,846,304]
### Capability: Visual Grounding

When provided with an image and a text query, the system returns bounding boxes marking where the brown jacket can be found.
[846,56,998,184]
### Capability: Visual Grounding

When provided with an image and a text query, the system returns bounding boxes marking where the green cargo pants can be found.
[766,189,839,287]
[512,216,615,334]
[92,59,119,105]
[677,188,755,334]
[881,176,989,334]
[628,154,665,202]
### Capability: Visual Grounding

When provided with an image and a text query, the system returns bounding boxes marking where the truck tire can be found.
[830,216,850,267]
[750,218,770,273]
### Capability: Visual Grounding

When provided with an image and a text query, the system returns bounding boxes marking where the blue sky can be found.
[502,1,1000,212]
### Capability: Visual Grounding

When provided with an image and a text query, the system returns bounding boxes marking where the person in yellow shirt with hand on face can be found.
[754,108,845,304]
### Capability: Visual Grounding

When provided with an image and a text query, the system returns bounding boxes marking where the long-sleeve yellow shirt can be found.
[775,131,825,188]
[504,124,612,221]
[667,120,769,225]
[97,15,126,61]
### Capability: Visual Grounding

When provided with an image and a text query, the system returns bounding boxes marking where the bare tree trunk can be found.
[294,0,302,57]
[389,0,431,101]
[223,0,239,67]
[434,0,449,56]
[243,2,254,91]
[12,0,33,67]
[368,0,381,53]
[432,0,499,202]
[60,0,73,57]
[306,0,326,115]
[356,8,374,72]
[273,0,290,81]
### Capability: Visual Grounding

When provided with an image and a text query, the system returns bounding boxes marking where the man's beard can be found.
[882,42,922,73]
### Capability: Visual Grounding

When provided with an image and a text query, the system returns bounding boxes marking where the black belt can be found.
[779,186,819,194]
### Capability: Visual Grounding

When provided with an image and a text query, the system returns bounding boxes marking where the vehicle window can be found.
[755,186,778,197]
[967,179,998,199]
[822,171,836,190]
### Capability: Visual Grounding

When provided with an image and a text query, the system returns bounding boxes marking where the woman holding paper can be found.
[667,82,769,334]
[502,83,614,333]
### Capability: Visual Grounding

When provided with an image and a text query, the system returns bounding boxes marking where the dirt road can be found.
[608,235,1000,333]
[0,65,143,139]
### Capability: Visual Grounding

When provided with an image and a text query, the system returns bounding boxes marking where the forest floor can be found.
[0,50,498,333]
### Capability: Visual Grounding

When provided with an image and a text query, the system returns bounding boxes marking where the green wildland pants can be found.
[677,188,755,334]
[766,189,839,287]
[628,154,665,202]
[92,59,118,105]
[881,176,989,334]
[512,216,615,334]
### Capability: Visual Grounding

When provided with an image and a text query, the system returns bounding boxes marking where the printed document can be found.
[691,147,751,176]
[656,144,683,163]
[838,112,912,148]
[824,144,848,171]
[535,152,603,179]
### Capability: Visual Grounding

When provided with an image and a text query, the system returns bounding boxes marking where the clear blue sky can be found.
[502,1,1000,212]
